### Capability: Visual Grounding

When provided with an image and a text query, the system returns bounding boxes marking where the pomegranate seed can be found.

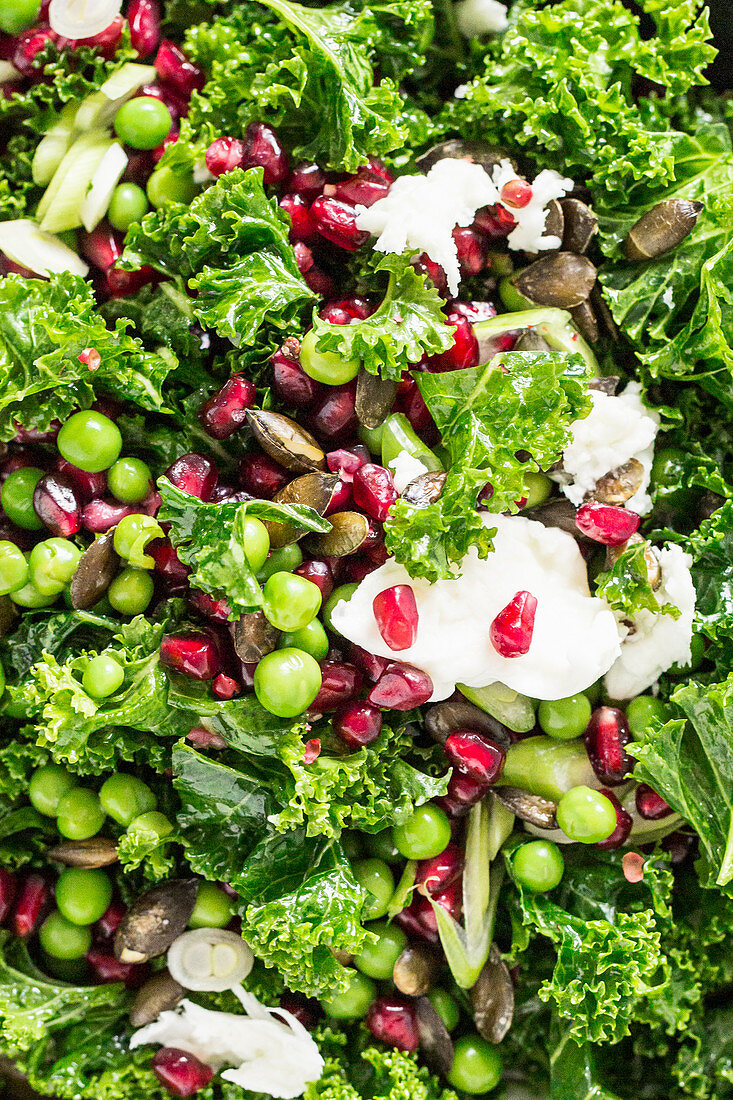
[303,737,321,764]
[326,447,368,484]
[79,224,123,271]
[444,730,506,785]
[33,472,81,537]
[417,879,462,931]
[635,784,673,820]
[501,179,533,209]
[303,264,337,298]
[490,591,537,658]
[155,40,205,97]
[152,1047,213,1097]
[212,673,240,699]
[128,0,161,55]
[239,452,289,498]
[367,661,433,709]
[394,898,438,943]
[452,226,488,276]
[333,700,382,747]
[55,459,107,503]
[160,632,222,680]
[328,170,390,208]
[75,15,124,55]
[148,539,190,589]
[398,381,437,439]
[13,874,49,937]
[271,340,322,407]
[106,263,157,297]
[412,253,448,297]
[367,157,394,183]
[352,463,397,522]
[208,485,252,505]
[309,661,362,713]
[320,298,373,324]
[294,241,314,274]
[348,643,389,683]
[82,497,136,533]
[205,136,244,178]
[278,992,321,1030]
[372,585,419,651]
[366,996,419,1052]
[596,788,633,850]
[426,313,480,373]
[187,725,227,749]
[286,161,326,199]
[12,28,56,76]
[311,381,358,440]
[86,949,141,985]
[294,559,333,601]
[198,375,256,440]
[310,196,369,251]
[152,127,179,163]
[584,706,632,785]
[138,81,189,121]
[165,453,217,501]
[241,121,289,185]
[473,203,517,236]
[325,479,352,514]
[446,765,489,808]
[280,194,317,242]
[575,502,641,546]
[95,901,126,943]
[0,869,17,924]
[0,448,43,483]
[415,842,463,896]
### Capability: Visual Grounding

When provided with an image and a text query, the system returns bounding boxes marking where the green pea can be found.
[353,921,407,979]
[0,540,29,595]
[556,785,617,844]
[147,166,198,208]
[427,988,460,1032]
[9,579,58,608]
[254,647,322,718]
[448,1035,503,1094]
[258,544,303,582]
[107,567,154,615]
[538,694,591,740]
[352,858,394,920]
[29,765,76,817]
[364,829,402,865]
[99,774,156,827]
[393,804,451,861]
[57,412,122,473]
[82,653,125,699]
[107,183,149,233]
[107,456,152,504]
[626,695,670,735]
[322,583,358,633]
[279,618,329,660]
[39,911,92,960]
[263,571,322,632]
[113,514,164,563]
[0,0,41,35]
[670,632,705,675]
[127,810,173,841]
[1,467,45,530]
[300,328,360,386]
[189,881,234,929]
[56,788,106,840]
[322,970,376,1020]
[242,516,270,572]
[29,538,82,596]
[512,840,564,892]
[114,96,173,151]
[55,868,112,926]
[341,830,364,861]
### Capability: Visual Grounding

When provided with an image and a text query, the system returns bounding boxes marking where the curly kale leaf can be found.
[384,351,591,581]
[595,541,679,619]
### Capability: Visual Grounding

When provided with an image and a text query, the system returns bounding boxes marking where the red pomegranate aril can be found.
[86,949,141,985]
[54,458,106,502]
[272,341,322,407]
[446,765,490,807]
[596,788,633,850]
[212,673,240,699]
[412,879,462,935]
[415,842,463,896]
[149,539,191,590]
[310,196,369,251]
[0,869,17,924]
[473,203,516,237]
[139,81,189,121]
[79,224,123,271]
[352,463,397,522]
[348,643,389,683]
[128,0,161,55]
[106,262,157,297]
[198,374,256,439]
[188,589,232,623]
[326,446,368,482]
[241,121,289,185]
[325,479,352,515]
[575,502,641,546]
[368,661,433,710]
[329,171,390,208]
[165,453,217,501]
[294,241,314,274]
[333,700,382,747]
[152,1047,213,1097]
[413,253,449,297]
[33,473,81,537]
[286,161,326,200]
[309,661,362,713]
[160,632,222,680]
[372,584,418,651]
[278,992,322,1030]
[444,730,506,786]
[367,157,394,183]
[394,898,438,943]
[13,874,49,937]
[320,298,373,324]
[187,725,227,749]
[95,900,126,942]
[584,706,632,785]
[490,591,537,658]
[311,382,358,440]
[280,194,318,242]
[81,497,135,533]
[399,383,437,440]
[453,226,488,276]
[366,996,419,1053]
[449,299,498,324]
[427,314,480,373]
[303,264,337,298]
[155,39,205,96]
[295,559,333,601]
[0,448,42,483]
[635,784,673,820]
[12,28,56,76]
[79,13,125,54]
[205,136,244,178]
[239,452,289,498]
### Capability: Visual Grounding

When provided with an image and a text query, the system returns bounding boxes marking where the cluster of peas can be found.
[24,762,234,967]
[0,408,158,620]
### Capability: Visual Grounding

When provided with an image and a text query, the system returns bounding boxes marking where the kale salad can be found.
[0,1,731,1098]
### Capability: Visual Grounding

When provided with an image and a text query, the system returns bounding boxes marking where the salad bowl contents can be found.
[0,1,731,1099]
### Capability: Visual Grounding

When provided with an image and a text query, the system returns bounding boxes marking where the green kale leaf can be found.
[384,351,591,581]
[595,541,679,619]
[678,499,733,674]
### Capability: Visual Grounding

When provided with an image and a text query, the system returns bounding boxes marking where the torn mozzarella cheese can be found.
[355,158,573,296]
[388,452,430,493]
[332,513,621,701]
[604,544,696,700]
[454,0,508,37]
[561,382,659,515]
[130,990,324,1100]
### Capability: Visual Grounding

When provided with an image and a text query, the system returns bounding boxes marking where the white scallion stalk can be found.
[0,220,88,278]
[167,928,254,993]
[75,63,157,133]
[39,134,113,233]
[80,142,128,231]
[0,61,22,83]
[48,0,122,40]
[100,62,157,102]
[37,131,107,222]
[32,103,79,186]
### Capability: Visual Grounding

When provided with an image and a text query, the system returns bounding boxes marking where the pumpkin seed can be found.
[471,943,514,1043]
[309,510,370,557]
[569,300,599,344]
[356,368,398,429]
[114,879,198,964]
[416,996,454,1076]
[524,497,584,538]
[266,472,339,547]
[494,786,558,828]
[588,375,619,396]
[47,836,118,868]
[560,198,598,254]
[232,611,280,663]
[513,328,551,352]
[623,198,703,262]
[590,285,619,340]
[402,471,447,507]
[425,698,513,748]
[70,528,119,610]
[415,139,509,176]
[606,533,661,589]
[130,969,185,1028]
[591,458,644,506]
[514,252,597,309]
[246,410,325,473]
[393,944,442,996]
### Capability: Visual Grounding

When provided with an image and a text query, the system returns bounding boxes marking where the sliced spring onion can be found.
[75,62,157,133]
[48,0,122,40]
[167,928,254,992]
[80,142,128,232]
[32,103,79,187]
[41,137,114,233]
[100,62,157,102]
[37,131,109,222]
[472,307,599,375]
[0,220,89,278]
